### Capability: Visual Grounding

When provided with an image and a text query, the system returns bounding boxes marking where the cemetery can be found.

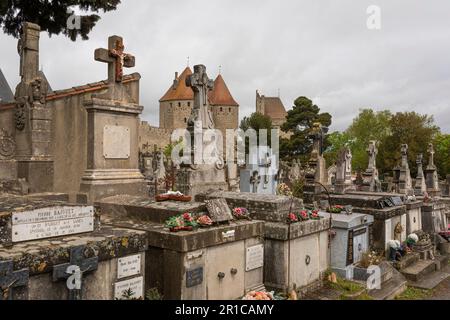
[0,1,449,303]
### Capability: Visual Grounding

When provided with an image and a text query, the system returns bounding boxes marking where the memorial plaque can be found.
[205,198,233,223]
[390,196,403,206]
[117,254,141,279]
[114,276,144,300]
[186,267,203,288]
[246,244,264,271]
[11,206,95,243]
[103,125,131,159]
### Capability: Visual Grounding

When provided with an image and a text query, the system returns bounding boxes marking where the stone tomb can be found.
[326,193,409,253]
[0,195,99,246]
[196,191,331,296]
[419,198,448,234]
[320,211,374,279]
[96,195,264,300]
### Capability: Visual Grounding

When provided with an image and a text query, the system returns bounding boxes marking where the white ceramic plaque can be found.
[246,244,264,271]
[12,206,95,243]
[114,276,144,300]
[12,217,94,242]
[103,125,131,159]
[117,254,141,279]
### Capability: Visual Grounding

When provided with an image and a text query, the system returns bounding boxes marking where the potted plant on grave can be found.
[309,209,321,220]
[232,207,251,220]
[165,212,198,232]
[298,210,310,222]
[327,205,345,214]
[287,212,299,223]
[197,215,213,227]
[277,183,293,197]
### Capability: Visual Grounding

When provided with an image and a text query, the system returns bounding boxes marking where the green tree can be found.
[239,112,273,147]
[280,96,332,162]
[323,131,353,166]
[345,109,392,172]
[433,133,450,178]
[378,112,439,177]
[0,0,121,40]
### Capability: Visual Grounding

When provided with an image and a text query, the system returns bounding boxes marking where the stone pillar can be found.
[14,22,53,193]
[425,143,440,197]
[414,153,427,196]
[79,36,146,203]
[361,141,381,192]
[397,144,413,195]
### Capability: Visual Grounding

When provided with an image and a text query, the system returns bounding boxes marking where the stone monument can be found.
[361,141,381,192]
[240,146,278,195]
[303,123,328,204]
[425,143,440,197]
[176,64,228,197]
[13,22,53,193]
[395,144,413,195]
[335,147,355,194]
[414,153,427,196]
[79,35,147,202]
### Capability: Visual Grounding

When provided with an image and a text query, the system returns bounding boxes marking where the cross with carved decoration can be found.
[0,260,29,300]
[95,36,135,83]
[428,143,435,167]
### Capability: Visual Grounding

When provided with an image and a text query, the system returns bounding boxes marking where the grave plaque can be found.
[186,267,203,288]
[11,206,95,243]
[390,196,403,206]
[117,254,141,279]
[205,198,233,223]
[103,125,131,159]
[114,276,144,300]
[246,244,264,271]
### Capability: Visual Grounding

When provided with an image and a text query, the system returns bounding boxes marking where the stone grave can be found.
[334,147,355,194]
[361,141,382,192]
[196,191,331,297]
[414,154,427,196]
[95,195,264,300]
[393,144,413,195]
[319,211,374,278]
[0,195,147,300]
[425,143,440,197]
[239,145,278,195]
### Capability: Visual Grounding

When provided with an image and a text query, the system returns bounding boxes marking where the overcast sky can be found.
[1,0,449,132]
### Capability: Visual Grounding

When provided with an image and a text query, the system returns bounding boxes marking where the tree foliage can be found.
[280,96,332,162]
[239,112,273,147]
[0,0,121,41]
[432,133,450,179]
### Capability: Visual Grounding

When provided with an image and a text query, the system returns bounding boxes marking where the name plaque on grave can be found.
[186,267,203,288]
[117,254,141,279]
[246,244,264,271]
[114,276,144,300]
[11,206,95,243]
[103,125,131,159]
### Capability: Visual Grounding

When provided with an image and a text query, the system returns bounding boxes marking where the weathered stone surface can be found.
[263,219,331,240]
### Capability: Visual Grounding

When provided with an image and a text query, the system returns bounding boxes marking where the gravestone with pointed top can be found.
[414,153,427,196]
[425,143,440,196]
[396,144,413,195]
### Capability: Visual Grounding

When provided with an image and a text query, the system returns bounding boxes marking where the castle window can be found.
[220,107,223,112]
[229,108,231,112]
[184,118,187,123]
[170,103,172,107]
[178,102,181,107]
[188,102,191,107]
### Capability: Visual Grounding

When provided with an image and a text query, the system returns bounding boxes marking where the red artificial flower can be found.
[300,211,308,218]
[183,213,193,221]
[288,213,298,222]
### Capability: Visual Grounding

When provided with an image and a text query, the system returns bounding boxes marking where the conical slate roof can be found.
[263,97,287,119]
[0,68,14,103]
[159,67,193,102]
[208,74,239,106]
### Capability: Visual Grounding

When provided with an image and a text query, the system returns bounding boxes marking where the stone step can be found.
[407,271,450,290]
[368,268,407,300]
[401,260,436,282]
[393,253,420,270]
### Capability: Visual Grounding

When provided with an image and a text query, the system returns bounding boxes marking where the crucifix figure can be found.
[185,64,215,130]
[367,141,378,171]
[309,123,328,158]
[95,36,135,84]
[427,143,435,168]
[250,171,261,193]
[0,260,29,300]
[260,151,272,189]
[52,246,98,300]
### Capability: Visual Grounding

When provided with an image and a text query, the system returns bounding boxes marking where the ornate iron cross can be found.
[95,36,135,83]
[52,246,98,300]
[0,260,29,300]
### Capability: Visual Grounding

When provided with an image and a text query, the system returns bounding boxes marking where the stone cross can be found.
[367,141,378,170]
[250,171,261,193]
[52,246,98,300]
[309,123,328,157]
[400,144,409,169]
[260,151,272,189]
[17,22,40,82]
[186,64,215,130]
[416,154,424,177]
[95,36,135,83]
[0,260,29,300]
[427,143,435,168]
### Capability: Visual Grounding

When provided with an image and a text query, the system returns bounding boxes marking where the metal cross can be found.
[250,171,261,193]
[0,260,29,300]
[95,36,135,83]
[52,246,98,300]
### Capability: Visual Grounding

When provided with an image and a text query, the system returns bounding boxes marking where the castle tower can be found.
[255,90,287,129]
[159,67,194,130]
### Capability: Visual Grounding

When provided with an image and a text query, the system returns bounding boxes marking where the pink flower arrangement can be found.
[197,215,213,226]
[183,212,194,222]
[299,210,310,221]
[310,210,320,220]
[233,207,250,220]
[288,213,298,222]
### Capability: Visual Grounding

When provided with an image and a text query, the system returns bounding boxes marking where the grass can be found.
[325,274,373,300]
[395,287,433,300]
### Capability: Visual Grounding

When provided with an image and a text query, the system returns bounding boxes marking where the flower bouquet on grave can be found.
[277,183,293,197]
[197,215,213,228]
[242,291,274,301]
[156,190,192,202]
[287,212,299,223]
[165,212,198,232]
[309,210,321,220]
[232,207,251,220]
[327,205,344,214]
[298,210,310,222]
